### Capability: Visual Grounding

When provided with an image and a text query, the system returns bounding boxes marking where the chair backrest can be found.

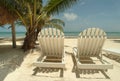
[77,28,107,58]
[38,28,64,57]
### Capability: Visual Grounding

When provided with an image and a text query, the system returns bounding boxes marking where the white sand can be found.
[0,38,120,81]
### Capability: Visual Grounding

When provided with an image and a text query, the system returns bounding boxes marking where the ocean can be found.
[0,32,120,39]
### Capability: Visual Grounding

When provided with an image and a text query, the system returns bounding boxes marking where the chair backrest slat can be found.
[78,28,106,57]
[38,28,64,57]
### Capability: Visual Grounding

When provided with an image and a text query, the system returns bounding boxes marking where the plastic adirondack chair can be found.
[103,48,120,56]
[33,28,65,77]
[72,28,113,78]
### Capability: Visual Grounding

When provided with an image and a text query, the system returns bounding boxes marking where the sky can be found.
[0,0,120,32]
[54,0,120,32]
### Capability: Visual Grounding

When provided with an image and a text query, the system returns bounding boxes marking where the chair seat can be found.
[77,57,113,69]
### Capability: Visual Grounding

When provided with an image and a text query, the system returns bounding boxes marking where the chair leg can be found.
[75,67,80,78]
[32,67,39,75]
[72,65,76,72]
[71,53,77,72]
[60,68,64,77]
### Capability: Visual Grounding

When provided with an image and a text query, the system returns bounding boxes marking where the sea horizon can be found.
[0,31,120,39]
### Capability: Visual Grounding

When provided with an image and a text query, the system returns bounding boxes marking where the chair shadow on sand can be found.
[113,40,120,43]
[64,51,110,79]
[0,45,27,81]
[71,54,110,79]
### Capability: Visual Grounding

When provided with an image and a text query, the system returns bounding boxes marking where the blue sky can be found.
[54,0,120,32]
[0,0,120,32]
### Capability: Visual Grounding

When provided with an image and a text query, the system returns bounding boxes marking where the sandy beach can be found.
[0,38,120,81]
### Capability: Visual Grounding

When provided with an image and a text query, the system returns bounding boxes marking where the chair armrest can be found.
[73,47,78,57]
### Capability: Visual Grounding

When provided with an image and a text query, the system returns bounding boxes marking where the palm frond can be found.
[15,10,28,30]
[36,0,43,14]
[15,20,24,26]
[43,0,78,15]
[44,22,63,31]
[0,0,14,9]
[49,19,65,27]
[27,3,33,28]
[0,25,4,28]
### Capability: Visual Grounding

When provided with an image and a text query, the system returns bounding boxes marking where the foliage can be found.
[0,0,78,51]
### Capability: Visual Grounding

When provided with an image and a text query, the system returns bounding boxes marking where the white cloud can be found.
[63,13,78,21]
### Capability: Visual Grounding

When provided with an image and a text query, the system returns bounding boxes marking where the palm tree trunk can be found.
[22,25,43,51]
[11,22,16,48]
[22,30,36,51]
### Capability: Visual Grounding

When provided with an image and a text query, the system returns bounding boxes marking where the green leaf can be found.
[43,0,78,15]
[50,19,65,27]
[44,22,63,31]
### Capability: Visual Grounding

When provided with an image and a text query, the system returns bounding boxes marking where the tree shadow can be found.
[0,45,27,81]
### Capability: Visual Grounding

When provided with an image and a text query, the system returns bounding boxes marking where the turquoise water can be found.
[64,32,120,38]
[0,32,26,38]
[0,32,120,38]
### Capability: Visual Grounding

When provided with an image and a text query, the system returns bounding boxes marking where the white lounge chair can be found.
[33,28,65,77]
[103,48,120,56]
[72,28,113,78]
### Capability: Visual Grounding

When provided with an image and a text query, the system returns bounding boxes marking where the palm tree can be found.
[0,1,18,48]
[0,0,78,51]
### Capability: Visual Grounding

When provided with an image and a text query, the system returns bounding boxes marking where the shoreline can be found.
[0,31,120,39]
[0,36,120,39]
